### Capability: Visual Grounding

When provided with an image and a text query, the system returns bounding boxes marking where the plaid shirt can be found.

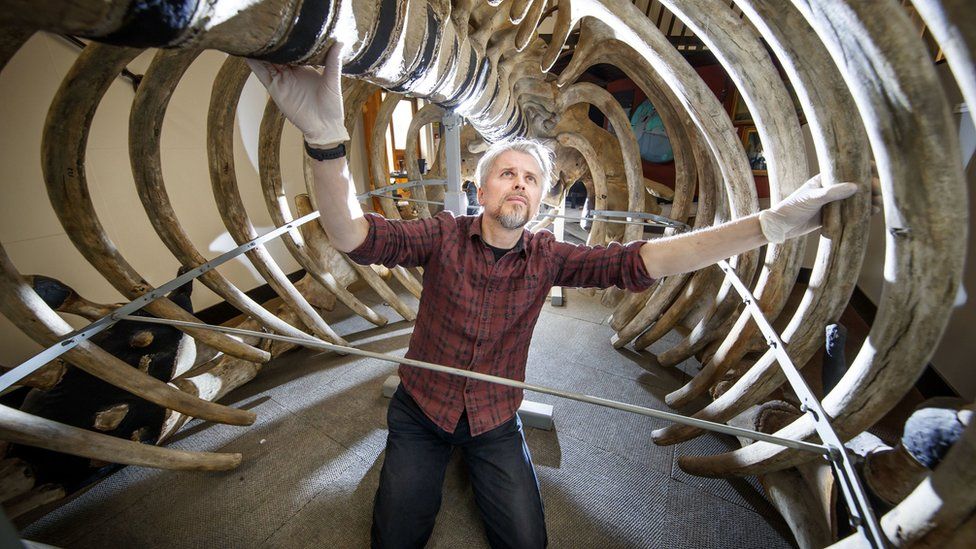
[348,211,654,435]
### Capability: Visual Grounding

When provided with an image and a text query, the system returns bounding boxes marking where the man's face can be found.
[477,150,545,230]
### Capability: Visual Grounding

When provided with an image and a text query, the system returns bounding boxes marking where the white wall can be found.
[0,33,368,367]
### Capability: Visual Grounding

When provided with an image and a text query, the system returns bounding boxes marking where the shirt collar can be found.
[468,214,529,257]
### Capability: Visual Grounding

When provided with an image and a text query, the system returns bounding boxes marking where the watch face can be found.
[630,100,674,164]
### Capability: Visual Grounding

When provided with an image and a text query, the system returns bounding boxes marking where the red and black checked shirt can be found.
[347,211,654,435]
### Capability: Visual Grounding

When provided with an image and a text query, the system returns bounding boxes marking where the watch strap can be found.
[304,141,346,161]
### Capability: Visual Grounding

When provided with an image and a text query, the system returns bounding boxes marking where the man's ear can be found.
[476,185,484,205]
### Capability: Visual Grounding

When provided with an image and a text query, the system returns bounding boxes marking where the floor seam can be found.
[258,458,364,546]
[668,467,777,516]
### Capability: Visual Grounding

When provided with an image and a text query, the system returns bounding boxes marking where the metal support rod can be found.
[441,111,466,215]
[550,199,566,306]
[588,209,690,229]
[540,213,685,230]
[715,259,886,548]
[121,314,828,455]
[380,197,446,207]
[355,179,447,201]
[0,210,324,392]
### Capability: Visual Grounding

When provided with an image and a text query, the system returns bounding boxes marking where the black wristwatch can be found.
[304,140,346,161]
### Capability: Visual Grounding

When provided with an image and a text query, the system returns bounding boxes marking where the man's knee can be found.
[510,528,547,549]
[485,510,547,549]
[372,461,443,549]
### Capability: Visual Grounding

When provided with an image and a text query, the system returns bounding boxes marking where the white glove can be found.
[245,45,350,148]
[758,175,858,243]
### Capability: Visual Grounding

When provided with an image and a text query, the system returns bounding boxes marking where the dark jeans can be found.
[371,386,547,549]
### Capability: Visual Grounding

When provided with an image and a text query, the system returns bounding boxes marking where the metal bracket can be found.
[441,111,466,215]
[716,259,887,548]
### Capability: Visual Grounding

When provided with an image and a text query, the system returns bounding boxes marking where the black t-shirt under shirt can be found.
[484,235,522,262]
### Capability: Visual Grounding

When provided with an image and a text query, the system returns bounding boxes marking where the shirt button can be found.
[476,341,482,347]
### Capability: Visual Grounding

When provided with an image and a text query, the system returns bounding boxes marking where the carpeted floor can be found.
[22,289,795,548]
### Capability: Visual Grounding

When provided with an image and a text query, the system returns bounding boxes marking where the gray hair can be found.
[473,138,554,190]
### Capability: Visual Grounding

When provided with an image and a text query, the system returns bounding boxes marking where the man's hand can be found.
[758,176,859,244]
[246,44,349,148]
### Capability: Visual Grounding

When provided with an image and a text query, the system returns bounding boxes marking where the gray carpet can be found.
[22,290,794,548]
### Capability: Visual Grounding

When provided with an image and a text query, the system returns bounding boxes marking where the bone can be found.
[26,275,118,321]
[555,132,609,246]
[258,97,388,326]
[369,91,408,219]
[557,83,645,243]
[509,0,534,25]
[0,404,241,472]
[910,1,976,131]
[628,144,721,351]
[2,483,65,520]
[0,458,34,503]
[653,154,745,362]
[208,56,348,346]
[829,413,976,548]
[632,123,723,350]
[294,194,418,322]
[403,103,446,219]
[651,0,871,446]
[0,245,254,427]
[554,2,761,355]
[648,0,808,409]
[553,24,704,340]
[390,266,425,299]
[130,48,332,342]
[678,1,966,477]
[42,42,269,364]
[160,348,269,443]
[93,403,130,432]
[352,0,435,89]
[157,306,307,443]
[515,0,549,52]
[728,402,835,549]
[7,1,532,139]
[0,360,66,391]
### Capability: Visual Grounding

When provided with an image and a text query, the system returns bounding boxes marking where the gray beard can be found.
[494,205,529,229]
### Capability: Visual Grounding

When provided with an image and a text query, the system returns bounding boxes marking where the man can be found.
[247,45,858,549]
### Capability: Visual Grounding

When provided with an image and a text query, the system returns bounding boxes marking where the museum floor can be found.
[21,289,794,548]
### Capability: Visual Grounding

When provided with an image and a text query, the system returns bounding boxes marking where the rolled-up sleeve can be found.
[346,212,448,268]
[549,239,655,291]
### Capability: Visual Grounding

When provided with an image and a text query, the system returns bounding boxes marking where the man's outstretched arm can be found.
[307,156,369,253]
[247,46,368,253]
[639,176,860,279]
